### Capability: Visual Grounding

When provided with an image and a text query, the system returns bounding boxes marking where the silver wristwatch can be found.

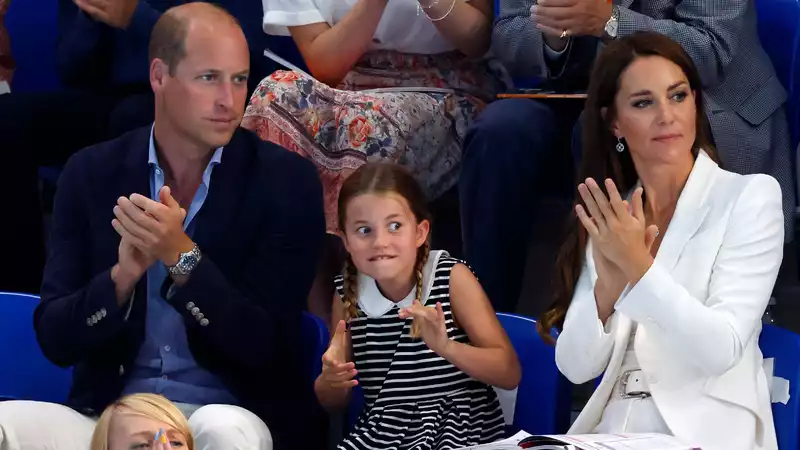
[167,244,202,276]
[604,5,620,40]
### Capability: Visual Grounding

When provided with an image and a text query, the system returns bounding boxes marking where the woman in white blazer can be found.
[539,32,783,450]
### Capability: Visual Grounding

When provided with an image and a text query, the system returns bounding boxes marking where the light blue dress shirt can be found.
[122,126,237,406]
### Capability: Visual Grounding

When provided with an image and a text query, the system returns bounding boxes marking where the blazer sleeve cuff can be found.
[79,269,130,332]
[565,289,616,354]
[615,261,675,328]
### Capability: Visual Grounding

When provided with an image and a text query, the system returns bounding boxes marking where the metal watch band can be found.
[167,244,202,276]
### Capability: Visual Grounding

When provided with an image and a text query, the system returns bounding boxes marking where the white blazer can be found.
[556,151,783,450]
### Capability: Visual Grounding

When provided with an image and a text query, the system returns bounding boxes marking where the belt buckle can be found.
[618,369,652,399]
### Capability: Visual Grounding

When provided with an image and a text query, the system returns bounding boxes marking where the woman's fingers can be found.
[632,187,646,222]
[604,179,629,219]
[578,182,607,232]
[585,178,615,221]
[575,204,601,238]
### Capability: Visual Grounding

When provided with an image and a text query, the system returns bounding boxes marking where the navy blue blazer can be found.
[35,126,326,449]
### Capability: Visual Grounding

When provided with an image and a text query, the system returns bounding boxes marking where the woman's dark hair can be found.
[337,162,431,337]
[538,31,718,342]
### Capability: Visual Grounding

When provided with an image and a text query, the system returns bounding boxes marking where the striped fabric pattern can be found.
[334,256,505,450]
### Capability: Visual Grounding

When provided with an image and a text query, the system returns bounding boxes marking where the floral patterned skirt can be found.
[241,50,508,233]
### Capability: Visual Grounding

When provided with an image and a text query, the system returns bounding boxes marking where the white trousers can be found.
[0,401,273,450]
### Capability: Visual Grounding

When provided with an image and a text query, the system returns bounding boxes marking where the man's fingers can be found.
[535,23,566,38]
[118,196,158,227]
[113,206,153,243]
[159,186,181,209]
[74,0,106,15]
[130,193,169,219]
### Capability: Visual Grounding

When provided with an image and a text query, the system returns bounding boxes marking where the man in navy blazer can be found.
[0,4,325,450]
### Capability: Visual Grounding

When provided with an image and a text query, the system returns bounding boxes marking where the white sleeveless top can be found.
[262,0,471,54]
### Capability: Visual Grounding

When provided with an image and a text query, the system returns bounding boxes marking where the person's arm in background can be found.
[422,0,493,58]
[616,0,746,87]
[57,0,161,88]
[281,0,388,87]
[493,0,597,82]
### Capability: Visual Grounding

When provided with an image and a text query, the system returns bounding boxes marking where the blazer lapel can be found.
[121,128,153,199]
[651,151,716,274]
[191,129,250,252]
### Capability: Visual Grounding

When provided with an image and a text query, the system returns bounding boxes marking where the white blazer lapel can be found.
[649,151,715,274]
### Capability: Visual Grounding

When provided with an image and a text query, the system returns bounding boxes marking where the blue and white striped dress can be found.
[334,250,505,450]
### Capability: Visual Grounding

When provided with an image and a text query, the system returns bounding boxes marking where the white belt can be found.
[616,369,652,399]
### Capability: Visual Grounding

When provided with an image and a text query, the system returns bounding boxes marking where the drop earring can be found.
[616,137,625,153]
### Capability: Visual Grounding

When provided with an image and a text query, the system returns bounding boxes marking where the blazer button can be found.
[100,308,107,318]
[191,307,200,316]
[196,313,205,320]
[199,318,209,327]
[186,302,196,311]
[119,365,125,376]
[86,318,93,326]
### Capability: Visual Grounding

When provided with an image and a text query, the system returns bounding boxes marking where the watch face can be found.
[606,21,618,38]
[181,255,199,271]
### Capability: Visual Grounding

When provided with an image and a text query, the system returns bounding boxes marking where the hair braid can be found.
[409,241,431,338]
[342,256,360,321]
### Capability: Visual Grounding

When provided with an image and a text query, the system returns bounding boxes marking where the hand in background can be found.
[74,0,139,29]
[530,0,612,38]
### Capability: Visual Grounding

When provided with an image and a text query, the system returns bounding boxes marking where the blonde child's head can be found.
[91,393,193,450]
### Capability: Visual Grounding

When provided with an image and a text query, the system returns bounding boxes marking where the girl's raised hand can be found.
[398,301,451,355]
[320,320,358,390]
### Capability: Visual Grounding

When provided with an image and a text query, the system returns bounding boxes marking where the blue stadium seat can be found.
[5,0,61,92]
[755,0,800,146]
[497,313,571,435]
[0,292,71,403]
[346,313,572,436]
[302,311,329,382]
[760,323,800,450]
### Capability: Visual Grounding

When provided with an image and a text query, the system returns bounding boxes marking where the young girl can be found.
[91,393,192,450]
[317,162,521,449]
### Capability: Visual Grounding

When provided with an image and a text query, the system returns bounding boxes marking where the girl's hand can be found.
[398,301,452,355]
[576,178,659,283]
[320,320,358,390]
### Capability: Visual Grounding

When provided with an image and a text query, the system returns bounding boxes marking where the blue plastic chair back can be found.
[759,323,800,450]
[302,311,329,382]
[755,0,800,146]
[5,0,61,92]
[0,292,72,403]
[497,313,571,435]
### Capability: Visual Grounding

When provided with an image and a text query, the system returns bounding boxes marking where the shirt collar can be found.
[148,124,224,185]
